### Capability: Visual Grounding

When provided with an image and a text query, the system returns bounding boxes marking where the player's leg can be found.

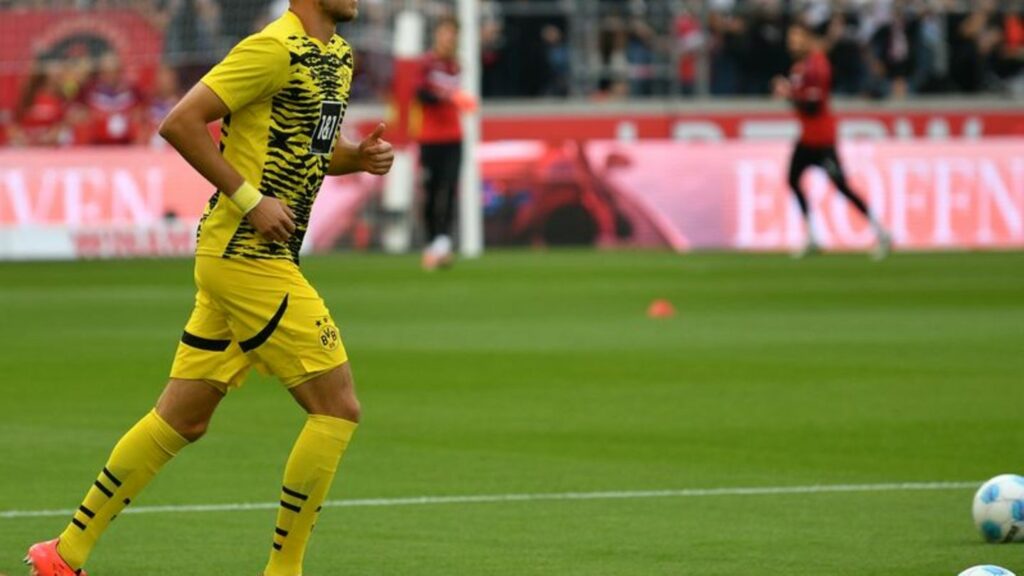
[263,364,360,576]
[28,285,248,575]
[420,144,444,269]
[821,148,892,258]
[788,144,819,256]
[231,263,358,576]
[40,379,222,573]
[433,141,463,267]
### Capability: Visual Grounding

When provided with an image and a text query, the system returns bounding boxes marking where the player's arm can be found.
[327,122,394,176]
[159,35,296,242]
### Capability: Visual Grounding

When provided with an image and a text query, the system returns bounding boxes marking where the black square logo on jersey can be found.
[310,101,343,155]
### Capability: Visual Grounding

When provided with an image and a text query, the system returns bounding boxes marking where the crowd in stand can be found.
[675,0,1024,98]
[1,0,1021,147]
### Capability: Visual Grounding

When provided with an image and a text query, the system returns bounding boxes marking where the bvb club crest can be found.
[317,318,339,351]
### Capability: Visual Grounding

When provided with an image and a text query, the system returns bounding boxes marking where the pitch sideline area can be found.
[1,480,982,520]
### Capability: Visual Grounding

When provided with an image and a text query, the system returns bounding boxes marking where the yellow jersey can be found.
[197,10,353,262]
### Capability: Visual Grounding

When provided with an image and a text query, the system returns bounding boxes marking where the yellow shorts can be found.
[169,256,348,392]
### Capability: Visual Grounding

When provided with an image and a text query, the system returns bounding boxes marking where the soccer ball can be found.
[958,566,1016,576]
[972,474,1024,543]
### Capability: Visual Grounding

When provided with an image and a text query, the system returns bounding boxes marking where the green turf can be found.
[1,251,1022,575]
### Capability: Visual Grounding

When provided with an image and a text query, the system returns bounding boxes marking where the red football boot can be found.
[24,539,86,576]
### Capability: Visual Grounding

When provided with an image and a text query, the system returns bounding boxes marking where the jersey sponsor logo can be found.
[310,100,343,155]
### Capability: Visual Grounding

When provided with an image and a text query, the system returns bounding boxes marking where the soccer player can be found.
[414,16,475,270]
[773,21,892,259]
[25,1,393,575]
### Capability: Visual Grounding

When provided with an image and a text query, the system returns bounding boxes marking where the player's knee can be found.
[160,417,209,442]
[338,396,361,423]
[173,418,211,442]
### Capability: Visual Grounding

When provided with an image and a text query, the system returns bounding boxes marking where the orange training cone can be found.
[647,299,676,319]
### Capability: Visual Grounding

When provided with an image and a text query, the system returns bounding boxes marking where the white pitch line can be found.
[0,481,980,520]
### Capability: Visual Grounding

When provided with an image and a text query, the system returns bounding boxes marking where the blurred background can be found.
[0,0,1021,258]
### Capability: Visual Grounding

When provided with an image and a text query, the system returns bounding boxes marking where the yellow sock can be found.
[57,410,188,570]
[264,415,357,576]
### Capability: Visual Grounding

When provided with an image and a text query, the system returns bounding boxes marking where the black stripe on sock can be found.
[72,518,86,530]
[78,506,95,518]
[280,500,301,513]
[273,543,283,551]
[240,295,289,352]
[281,485,309,501]
[275,527,289,537]
[102,467,122,487]
[94,480,113,497]
[181,331,231,352]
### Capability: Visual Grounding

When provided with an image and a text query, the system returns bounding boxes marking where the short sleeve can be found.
[201,34,290,113]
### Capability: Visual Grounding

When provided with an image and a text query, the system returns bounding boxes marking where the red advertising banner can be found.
[581,140,1024,251]
[1,140,1022,259]
[474,109,1024,142]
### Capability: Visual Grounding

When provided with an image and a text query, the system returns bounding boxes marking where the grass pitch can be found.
[1,251,1022,575]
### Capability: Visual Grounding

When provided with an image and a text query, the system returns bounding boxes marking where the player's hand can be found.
[247,196,296,243]
[451,89,479,113]
[358,123,395,176]
[772,76,791,99]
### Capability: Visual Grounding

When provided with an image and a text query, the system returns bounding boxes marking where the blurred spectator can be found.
[500,2,559,97]
[1,0,1021,147]
[144,65,180,146]
[911,1,949,94]
[480,6,507,97]
[596,16,631,98]
[74,51,143,145]
[9,58,72,146]
[541,24,570,97]
[950,0,1002,93]
[738,0,789,95]
[674,1,705,95]
[707,6,745,95]
[626,17,661,96]
[996,0,1024,96]
[869,3,919,98]
[825,12,866,95]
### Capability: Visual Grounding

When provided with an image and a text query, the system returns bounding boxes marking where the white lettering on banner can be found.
[894,118,914,140]
[978,159,1023,243]
[925,118,951,139]
[887,159,930,244]
[671,121,723,141]
[840,119,889,140]
[964,118,983,139]
[1,169,62,224]
[2,170,32,223]
[933,159,974,246]
[111,169,162,225]
[0,167,164,226]
[740,121,799,141]
[62,168,102,225]
[731,152,1023,250]
[735,160,780,248]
